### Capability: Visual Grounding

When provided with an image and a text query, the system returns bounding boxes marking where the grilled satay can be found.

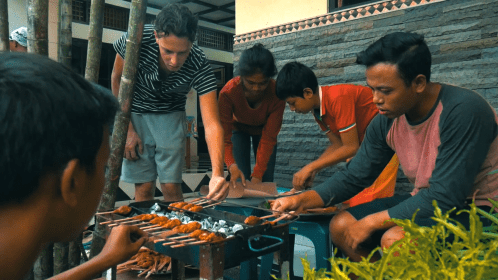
[160,219,182,229]
[188,229,208,238]
[113,205,132,215]
[188,205,203,212]
[149,216,170,224]
[198,232,224,242]
[168,202,188,210]
[173,221,201,233]
[244,215,262,226]
[132,214,158,221]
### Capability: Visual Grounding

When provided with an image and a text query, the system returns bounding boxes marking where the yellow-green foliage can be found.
[274,199,498,280]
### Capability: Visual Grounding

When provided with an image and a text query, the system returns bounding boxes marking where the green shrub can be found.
[275,200,498,280]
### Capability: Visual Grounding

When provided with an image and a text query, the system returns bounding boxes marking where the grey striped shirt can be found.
[113,24,217,113]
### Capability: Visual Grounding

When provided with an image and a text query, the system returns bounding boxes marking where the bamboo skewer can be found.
[100,216,134,225]
[260,213,280,220]
[171,240,207,248]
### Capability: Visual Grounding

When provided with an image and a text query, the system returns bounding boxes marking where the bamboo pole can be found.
[84,0,105,83]
[53,242,69,275]
[28,1,51,277]
[55,0,77,272]
[0,0,9,51]
[27,0,49,55]
[90,0,148,258]
[34,243,53,280]
[58,0,72,67]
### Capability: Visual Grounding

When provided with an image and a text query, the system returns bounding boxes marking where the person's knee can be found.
[330,211,356,242]
[380,226,405,250]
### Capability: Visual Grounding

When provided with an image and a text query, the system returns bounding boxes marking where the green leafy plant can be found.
[274,199,498,280]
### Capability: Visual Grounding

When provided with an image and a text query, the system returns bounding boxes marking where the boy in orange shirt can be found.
[276,62,398,207]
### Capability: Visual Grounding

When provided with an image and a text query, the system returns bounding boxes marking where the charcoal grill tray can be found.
[123,200,290,269]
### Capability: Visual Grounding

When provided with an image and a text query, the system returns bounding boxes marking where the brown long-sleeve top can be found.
[218,77,286,179]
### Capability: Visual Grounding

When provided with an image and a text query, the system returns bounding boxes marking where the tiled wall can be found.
[234,0,498,191]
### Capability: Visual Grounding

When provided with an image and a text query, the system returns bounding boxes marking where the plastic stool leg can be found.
[259,253,274,280]
[240,258,258,280]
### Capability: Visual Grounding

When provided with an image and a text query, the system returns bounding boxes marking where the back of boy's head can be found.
[238,43,277,78]
[0,52,119,206]
[356,32,432,86]
[275,62,318,100]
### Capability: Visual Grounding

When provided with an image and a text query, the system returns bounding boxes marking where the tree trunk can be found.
[58,0,72,67]
[34,243,53,280]
[68,233,83,268]
[27,0,49,55]
[0,0,9,51]
[84,0,105,83]
[89,0,149,259]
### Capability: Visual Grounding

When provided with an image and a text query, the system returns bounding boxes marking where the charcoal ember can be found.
[232,224,244,233]
[180,216,191,223]
[218,227,227,234]
[200,219,213,230]
[150,203,161,212]
[218,220,227,227]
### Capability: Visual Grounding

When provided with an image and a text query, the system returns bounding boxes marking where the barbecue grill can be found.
[99,199,297,280]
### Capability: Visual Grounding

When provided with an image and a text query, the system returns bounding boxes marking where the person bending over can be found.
[272,32,498,266]
[219,43,285,186]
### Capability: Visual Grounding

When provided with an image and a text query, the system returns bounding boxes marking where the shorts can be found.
[121,111,186,184]
[346,194,493,247]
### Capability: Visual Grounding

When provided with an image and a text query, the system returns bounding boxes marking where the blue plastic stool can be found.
[288,219,332,277]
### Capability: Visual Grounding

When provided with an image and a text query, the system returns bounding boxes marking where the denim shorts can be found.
[121,112,186,184]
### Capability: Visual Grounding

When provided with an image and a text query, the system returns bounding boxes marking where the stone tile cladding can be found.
[234,0,498,192]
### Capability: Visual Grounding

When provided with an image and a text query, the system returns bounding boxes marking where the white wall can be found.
[235,0,328,35]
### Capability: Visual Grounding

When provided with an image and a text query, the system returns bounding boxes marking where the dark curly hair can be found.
[154,4,198,42]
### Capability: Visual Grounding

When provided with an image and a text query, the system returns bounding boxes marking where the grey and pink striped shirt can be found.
[315,84,498,219]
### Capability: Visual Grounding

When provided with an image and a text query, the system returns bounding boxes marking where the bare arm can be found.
[272,190,325,213]
[199,91,229,200]
[111,54,142,160]
[293,128,360,189]
[48,225,147,280]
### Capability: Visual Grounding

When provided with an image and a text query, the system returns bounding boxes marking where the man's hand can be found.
[100,225,148,265]
[124,127,143,161]
[271,195,303,214]
[344,219,375,251]
[292,165,315,190]
[228,164,246,187]
[206,175,229,201]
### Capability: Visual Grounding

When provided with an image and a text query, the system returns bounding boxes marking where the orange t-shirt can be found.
[313,84,377,142]
[218,77,286,179]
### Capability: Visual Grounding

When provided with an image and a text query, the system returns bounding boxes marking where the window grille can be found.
[103,5,129,30]
[197,28,233,52]
[72,0,86,22]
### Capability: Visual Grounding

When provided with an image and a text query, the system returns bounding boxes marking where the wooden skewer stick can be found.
[171,240,207,248]
[189,197,206,203]
[204,201,223,208]
[271,211,297,223]
[168,235,191,240]
[108,219,142,227]
[260,213,279,220]
[143,226,164,232]
[100,217,134,225]
[140,224,160,230]
[95,210,115,215]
